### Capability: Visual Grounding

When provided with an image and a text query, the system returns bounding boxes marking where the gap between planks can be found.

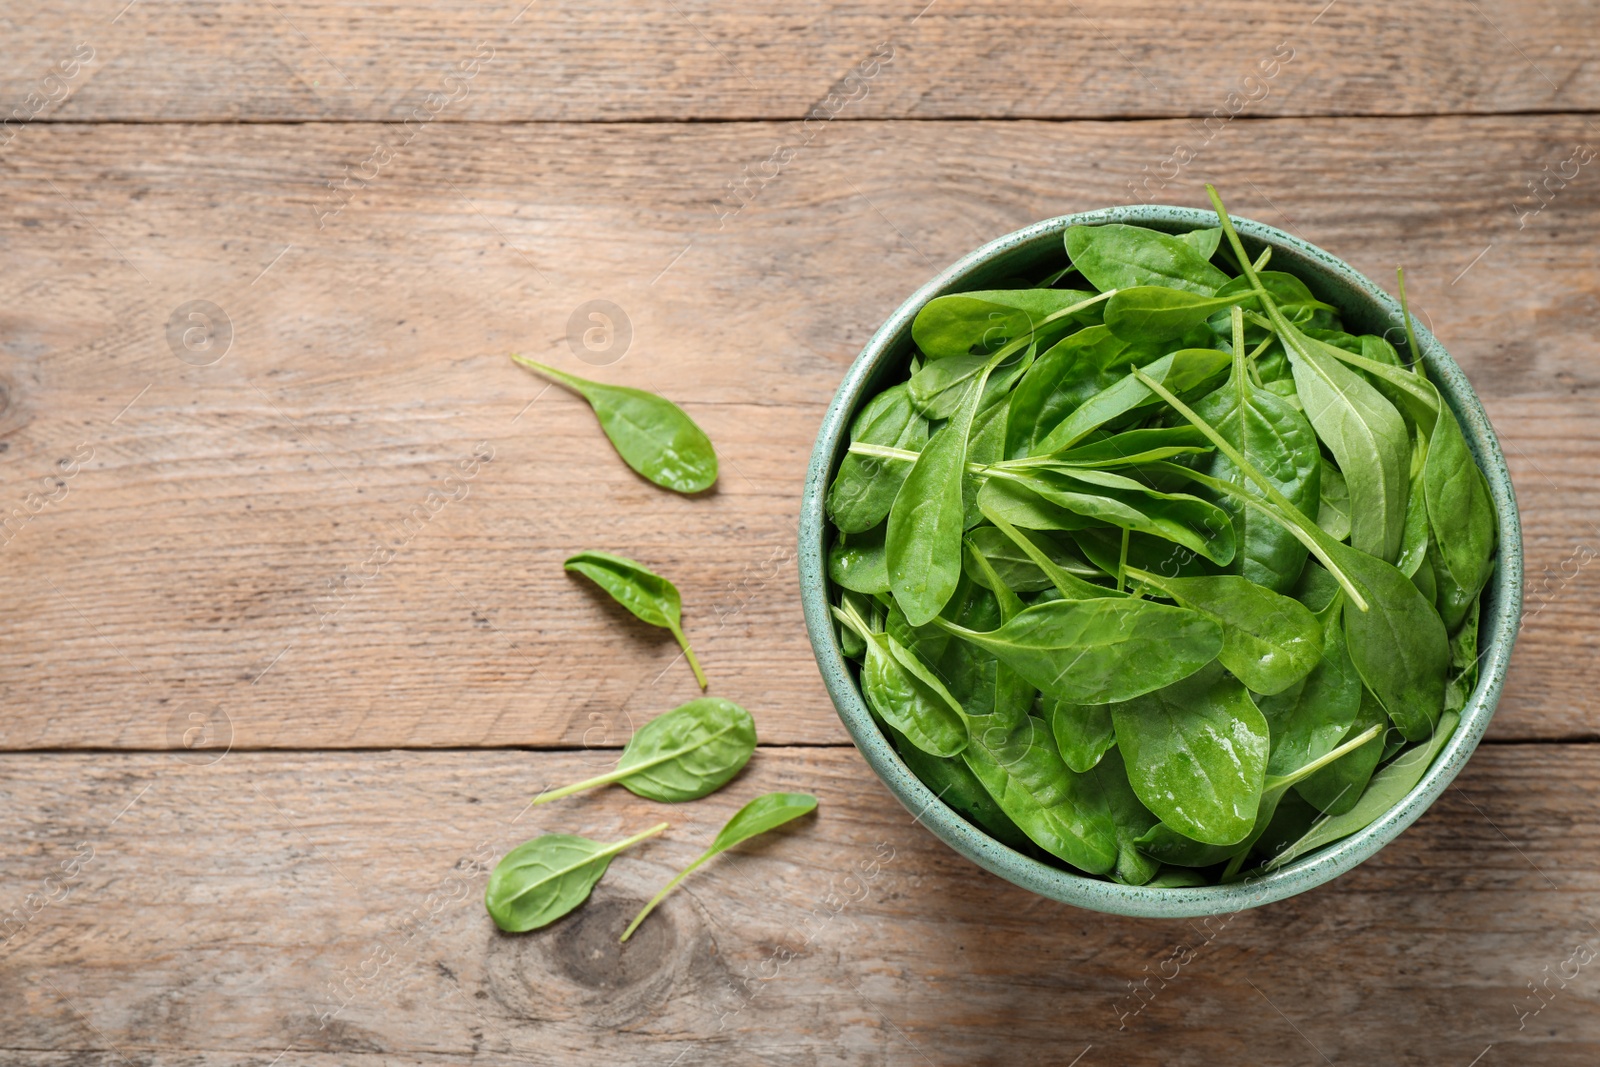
[13,107,1600,128]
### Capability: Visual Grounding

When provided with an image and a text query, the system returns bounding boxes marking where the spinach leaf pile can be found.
[824,187,1494,886]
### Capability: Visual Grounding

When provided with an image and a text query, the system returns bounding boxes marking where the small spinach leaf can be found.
[835,602,968,757]
[828,525,889,595]
[986,467,1237,566]
[1130,570,1323,696]
[1080,743,1160,885]
[912,289,1101,361]
[1046,697,1117,773]
[962,525,1097,594]
[1292,686,1387,815]
[566,550,708,689]
[1032,348,1232,455]
[1004,326,1132,458]
[887,357,1002,625]
[485,822,668,933]
[1316,457,1351,542]
[621,793,817,941]
[512,357,716,493]
[962,713,1119,874]
[532,698,756,804]
[1104,286,1247,343]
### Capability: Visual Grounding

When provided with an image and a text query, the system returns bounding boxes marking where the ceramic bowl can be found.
[797,206,1524,918]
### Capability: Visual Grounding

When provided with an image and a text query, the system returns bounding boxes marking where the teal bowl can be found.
[798,206,1524,917]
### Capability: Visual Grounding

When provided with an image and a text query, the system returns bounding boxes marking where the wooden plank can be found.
[1,745,1597,1064]
[3,0,1599,123]
[0,116,1594,749]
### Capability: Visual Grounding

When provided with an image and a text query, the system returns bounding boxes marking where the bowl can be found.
[798,205,1524,918]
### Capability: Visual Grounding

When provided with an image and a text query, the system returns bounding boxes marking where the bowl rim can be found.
[797,205,1525,918]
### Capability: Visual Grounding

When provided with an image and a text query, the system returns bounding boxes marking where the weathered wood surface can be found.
[0,116,1595,748]
[4,0,1599,122]
[2,746,1597,1065]
[4,3,1600,1059]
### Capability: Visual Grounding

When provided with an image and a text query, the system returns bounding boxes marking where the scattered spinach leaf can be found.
[621,793,817,941]
[512,357,716,493]
[566,550,709,688]
[532,698,755,805]
[485,822,668,933]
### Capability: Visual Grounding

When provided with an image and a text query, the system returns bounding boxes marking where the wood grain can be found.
[2,0,1598,123]
[0,116,1595,748]
[1,745,1597,1065]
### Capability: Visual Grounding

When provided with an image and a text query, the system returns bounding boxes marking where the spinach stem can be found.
[980,500,1120,601]
[1264,723,1385,794]
[671,625,709,689]
[1396,267,1423,371]
[510,354,585,393]
[620,849,712,943]
[847,441,920,463]
[1115,528,1129,593]
[1231,305,1250,399]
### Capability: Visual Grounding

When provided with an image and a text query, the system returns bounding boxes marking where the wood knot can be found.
[550,895,675,990]
[484,889,704,1027]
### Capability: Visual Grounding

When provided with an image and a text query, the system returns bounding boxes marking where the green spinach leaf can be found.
[1032,348,1232,455]
[1129,569,1322,696]
[835,601,968,757]
[961,525,1098,594]
[1065,223,1230,295]
[1112,664,1270,846]
[565,550,708,689]
[621,793,817,941]
[1004,326,1132,458]
[986,467,1236,566]
[485,822,668,932]
[1046,697,1117,773]
[887,354,1003,625]
[512,357,717,494]
[1316,457,1351,542]
[828,383,928,533]
[912,289,1102,361]
[934,597,1222,705]
[532,697,756,804]
[1079,743,1160,885]
[828,525,890,595]
[1104,286,1247,343]
[1264,712,1458,870]
[962,713,1119,874]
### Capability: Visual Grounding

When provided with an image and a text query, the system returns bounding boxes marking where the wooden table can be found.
[1,3,1597,1063]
